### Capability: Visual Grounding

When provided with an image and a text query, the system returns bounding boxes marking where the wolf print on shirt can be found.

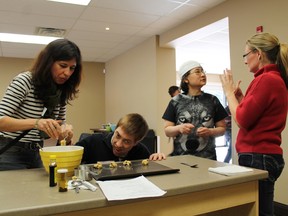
[176,99,214,155]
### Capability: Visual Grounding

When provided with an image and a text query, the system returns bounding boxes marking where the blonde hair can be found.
[246,32,288,88]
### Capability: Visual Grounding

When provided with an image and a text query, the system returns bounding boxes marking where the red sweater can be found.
[236,64,287,154]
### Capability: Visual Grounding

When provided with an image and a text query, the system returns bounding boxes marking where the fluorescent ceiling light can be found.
[0,33,61,45]
[47,0,91,6]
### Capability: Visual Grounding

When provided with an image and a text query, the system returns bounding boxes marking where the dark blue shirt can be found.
[75,132,151,164]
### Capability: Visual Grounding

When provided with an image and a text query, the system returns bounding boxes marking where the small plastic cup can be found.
[78,165,92,181]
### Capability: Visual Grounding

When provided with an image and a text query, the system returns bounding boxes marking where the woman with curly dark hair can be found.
[0,39,82,170]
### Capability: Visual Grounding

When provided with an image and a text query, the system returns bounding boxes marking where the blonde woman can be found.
[220,32,288,216]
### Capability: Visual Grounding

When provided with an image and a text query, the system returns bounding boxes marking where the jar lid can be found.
[57,168,68,173]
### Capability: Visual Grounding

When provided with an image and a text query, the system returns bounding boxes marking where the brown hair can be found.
[31,39,83,105]
[116,113,149,143]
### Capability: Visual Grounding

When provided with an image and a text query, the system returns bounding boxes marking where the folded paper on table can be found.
[68,180,97,191]
[208,165,253,176]
[97,175,166,201]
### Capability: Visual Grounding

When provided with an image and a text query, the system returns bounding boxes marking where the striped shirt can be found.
[0,71,66,142]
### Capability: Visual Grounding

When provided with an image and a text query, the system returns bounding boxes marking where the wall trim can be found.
[275,201,288,216]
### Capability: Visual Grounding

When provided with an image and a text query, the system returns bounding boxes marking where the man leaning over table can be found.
[75,113,166,163]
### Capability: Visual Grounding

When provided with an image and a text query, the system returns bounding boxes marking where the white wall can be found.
[104,37,158,128]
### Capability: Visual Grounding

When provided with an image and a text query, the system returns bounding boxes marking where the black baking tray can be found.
[86,160,180,181]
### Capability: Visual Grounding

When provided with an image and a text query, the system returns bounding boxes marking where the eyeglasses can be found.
[242,49,256,59]
[189,68,206,75]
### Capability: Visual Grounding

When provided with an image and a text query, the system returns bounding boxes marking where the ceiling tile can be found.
[0,0,228,62]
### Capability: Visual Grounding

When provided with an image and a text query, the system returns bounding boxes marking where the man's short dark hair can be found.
[168,85,180,97]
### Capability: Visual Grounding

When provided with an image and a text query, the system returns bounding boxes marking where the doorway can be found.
[175,17,231,162]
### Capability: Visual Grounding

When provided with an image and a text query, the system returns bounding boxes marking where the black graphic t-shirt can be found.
[162,92,227,160]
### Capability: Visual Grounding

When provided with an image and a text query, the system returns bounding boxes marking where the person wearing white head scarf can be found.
[162,60,227,160]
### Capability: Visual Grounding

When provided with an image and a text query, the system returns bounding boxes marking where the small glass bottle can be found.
[49,155,57,187]
[57,169,68,192]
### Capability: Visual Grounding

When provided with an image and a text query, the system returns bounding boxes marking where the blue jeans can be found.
[238,153,284,216]
[0,138,43,171]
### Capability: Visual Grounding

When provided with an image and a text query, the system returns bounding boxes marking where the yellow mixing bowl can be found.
[39,146,84,177]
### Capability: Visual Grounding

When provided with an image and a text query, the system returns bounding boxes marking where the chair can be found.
[78,133,92,141]
[141,129,157,153]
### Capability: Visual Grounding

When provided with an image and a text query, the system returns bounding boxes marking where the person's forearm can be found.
[0,116,35,132]
[209,126,226,137]
[225,93,240,127]
[164,125,180,137]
